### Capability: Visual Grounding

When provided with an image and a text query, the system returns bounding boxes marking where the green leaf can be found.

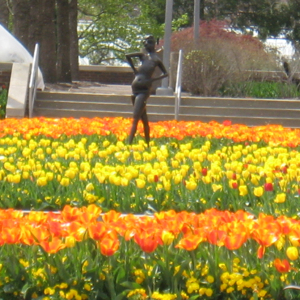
[116,267,126,284]
[120,281,142,289]
[21,282,33,297]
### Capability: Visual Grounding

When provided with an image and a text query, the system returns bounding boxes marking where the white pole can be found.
[157,0,174,95]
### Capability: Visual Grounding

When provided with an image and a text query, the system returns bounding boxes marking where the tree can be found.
[284,0,300,49]
[12,0,30,46]
[3,0,78,83]
[57,0,72,82]
[40,0,57,83]
[77,0,163,65]
[70,0,79,81]
[0,0,9,28]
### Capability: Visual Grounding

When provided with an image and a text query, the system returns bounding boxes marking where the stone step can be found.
[33,91,300,128]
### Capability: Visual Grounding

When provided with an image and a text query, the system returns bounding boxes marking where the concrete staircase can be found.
[33,91,300,128]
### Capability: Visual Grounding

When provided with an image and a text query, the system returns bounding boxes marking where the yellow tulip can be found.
[46,172,54,181]
[172,160,179,168]
[163,179,171,191]
[186,180,197,190]
[12,174,21,184]
[22,171,30,180]
[37,177,48,187]
[147,174,155,183]
[60,177,70,187]
[253,186,264,197]
[63,168,75,179]
[113,176,121,186]
[79,172,88,181]
[286,246,299,260]
[212,184,222,192]
[205,288,213,297]
[65,236,76,248]
[173,174,183,185]
[274,193,286,203]
[136,178,146,189]
[162,231,174,245]
[85,183,94,192]
[239,185,248,196]
[121,177,129,186]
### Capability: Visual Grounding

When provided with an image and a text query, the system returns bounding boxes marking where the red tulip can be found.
[264,183,273,192]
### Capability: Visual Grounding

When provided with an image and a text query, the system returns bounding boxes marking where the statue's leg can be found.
[128,93,148,144]
[140,110,150,146]
[131,94,135,105]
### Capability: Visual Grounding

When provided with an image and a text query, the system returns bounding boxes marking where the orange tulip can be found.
[274,258,290,273]
[80,204,102,223]
[67,222,88,241]
[1,220,21,244]
[207,230,227,246]
[88,222,107,241]
[102,210,121,223]
[175,235,201,251]
[39,237,66,254]
[61,205,81,222]
[176,229,206,251]
[99,232,120,256]
[134,230,159,253]
[224,232,248,250]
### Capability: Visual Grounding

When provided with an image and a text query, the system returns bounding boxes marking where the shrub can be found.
[0,84,8,119]
[162,20,278,96]
[183,48,229,96]
[220,81,300,98]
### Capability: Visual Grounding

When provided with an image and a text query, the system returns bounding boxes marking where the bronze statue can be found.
[126,36,168,146]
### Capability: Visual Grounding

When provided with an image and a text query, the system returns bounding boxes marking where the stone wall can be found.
[1,63,298,88]
[0,65,135,87]
[78,66,134,84]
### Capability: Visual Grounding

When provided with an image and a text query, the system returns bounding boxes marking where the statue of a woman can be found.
[126,36,168,146]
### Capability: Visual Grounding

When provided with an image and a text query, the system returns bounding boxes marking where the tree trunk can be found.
[56,0,72,83]
[40,0,57,83]
[69,0,79,81]
[12,0,30,46]
[28,0,44,55]
[0,0,9,28]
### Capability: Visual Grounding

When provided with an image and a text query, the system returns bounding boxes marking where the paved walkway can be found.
[44,81,132,95]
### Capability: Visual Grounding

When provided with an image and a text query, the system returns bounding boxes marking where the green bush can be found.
[170,20,279,96]
[183,49,229,96]
[219,81,300,98]
[0,85,8,119]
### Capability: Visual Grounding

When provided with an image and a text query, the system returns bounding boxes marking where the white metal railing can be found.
[28,43,39,118]
[174,49,183,120]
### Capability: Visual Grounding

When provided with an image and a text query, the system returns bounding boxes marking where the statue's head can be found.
[143,35,156,52]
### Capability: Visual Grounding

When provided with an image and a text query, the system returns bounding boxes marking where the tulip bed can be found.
[1,117,300,299]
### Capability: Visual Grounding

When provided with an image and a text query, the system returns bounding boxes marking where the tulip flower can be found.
[286,246,299,261]
[264,183,273,192]
[254,186,264,197]
[239,185,248,196]
[88,222,107,241]
[39,237,66,254]
[134,231,159,253]
[274,193,286,203]
[274,258,290,273]
[99,232,120,256]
